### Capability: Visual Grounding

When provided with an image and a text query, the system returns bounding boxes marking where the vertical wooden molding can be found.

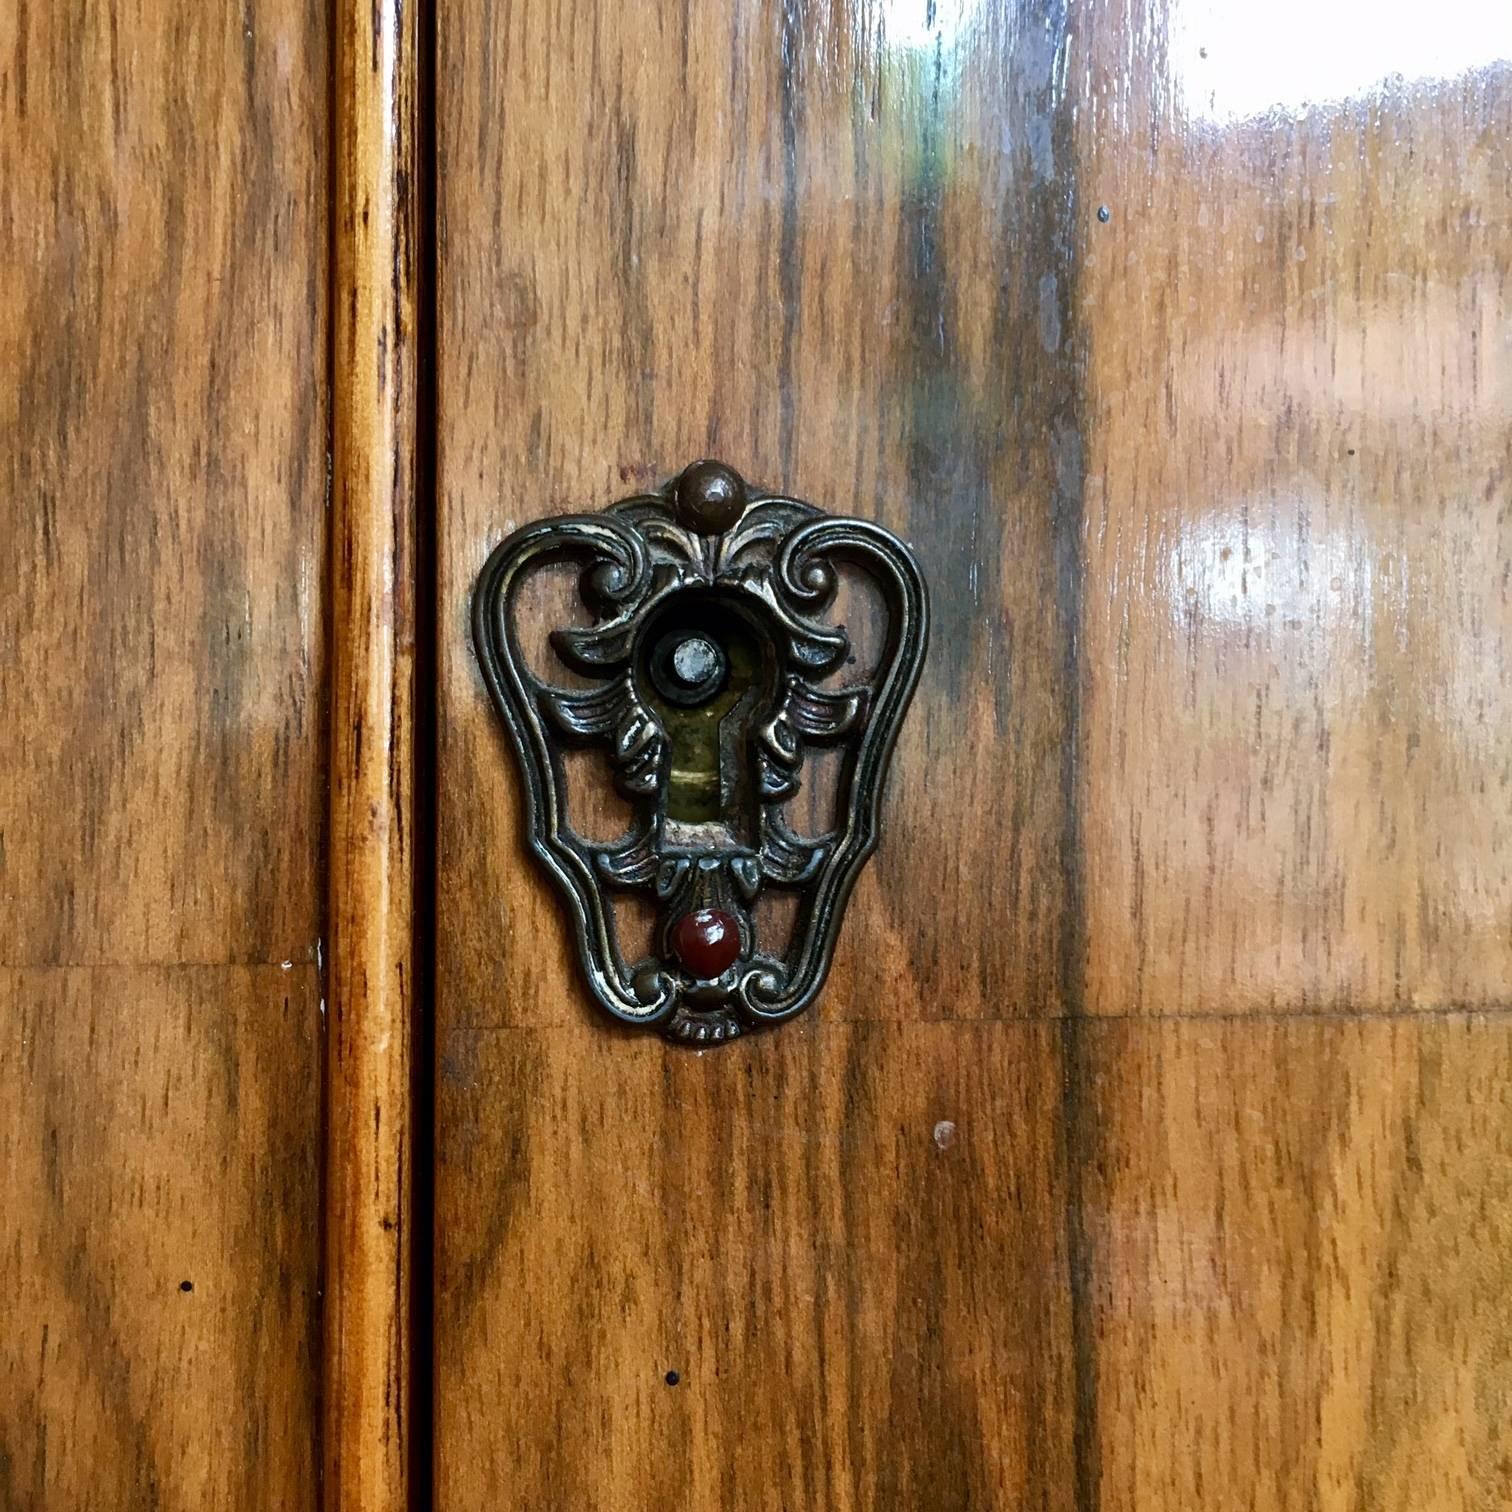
[326,0,418,1504]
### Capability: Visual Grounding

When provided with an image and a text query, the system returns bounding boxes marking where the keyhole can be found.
[650,629,729,708]
[637,595,771,833]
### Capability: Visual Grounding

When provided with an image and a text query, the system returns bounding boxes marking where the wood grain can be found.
[1077,1,1512,1016]
[323,0,420,1504]
[432,0,1512,1505]
[1060,9,1512,1505]
[0,0,328,1504]
[438,1023,1078,1508]
[435,0,1081,1031]
[0,968,323,1508]
[434,0,1084,1502]
[0,1,328,965]
[1078,1015,1512,1511]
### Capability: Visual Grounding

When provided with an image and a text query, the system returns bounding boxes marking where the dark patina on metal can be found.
[472,460,928,1043]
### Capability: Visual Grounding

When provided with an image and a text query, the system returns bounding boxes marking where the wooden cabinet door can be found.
[2,2,329,1504]
[429,3,1512,1509]
[7,2,1510,1508]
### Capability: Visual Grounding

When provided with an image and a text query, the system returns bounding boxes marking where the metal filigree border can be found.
[472,462,929,1043]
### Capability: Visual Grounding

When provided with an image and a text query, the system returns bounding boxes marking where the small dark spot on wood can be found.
[1347,448,1356,456]
[179,1280,194,1293]
[664,1369,680,1386]
[1097,205,1111,224]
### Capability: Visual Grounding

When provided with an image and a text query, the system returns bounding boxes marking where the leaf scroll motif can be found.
[543,672,665,797]
[753,674,869,802]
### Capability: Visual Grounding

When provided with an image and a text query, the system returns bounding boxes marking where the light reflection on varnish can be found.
[1080,4,1512,1015]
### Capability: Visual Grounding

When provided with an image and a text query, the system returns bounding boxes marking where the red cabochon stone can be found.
[669,908,742,980]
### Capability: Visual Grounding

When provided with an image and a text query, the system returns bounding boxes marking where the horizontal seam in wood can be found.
[442,1003,1512,1035]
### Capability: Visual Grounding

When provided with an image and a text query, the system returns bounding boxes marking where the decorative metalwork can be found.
[472,460,928,1043]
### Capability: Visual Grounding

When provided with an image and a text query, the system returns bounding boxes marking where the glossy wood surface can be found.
[323,0,420,1503]
[1080,1013,1512,1510]
[434,1,1512,1505]
[1079,0,1512,1017]
[0,969,323,1507]
[0,0,328,1504]
[434,0,1085,1497]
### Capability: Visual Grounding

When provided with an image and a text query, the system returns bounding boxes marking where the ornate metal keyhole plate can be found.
[472,461,928,1043]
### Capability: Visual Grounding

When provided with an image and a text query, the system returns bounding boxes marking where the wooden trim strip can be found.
[325,0,419,1504]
